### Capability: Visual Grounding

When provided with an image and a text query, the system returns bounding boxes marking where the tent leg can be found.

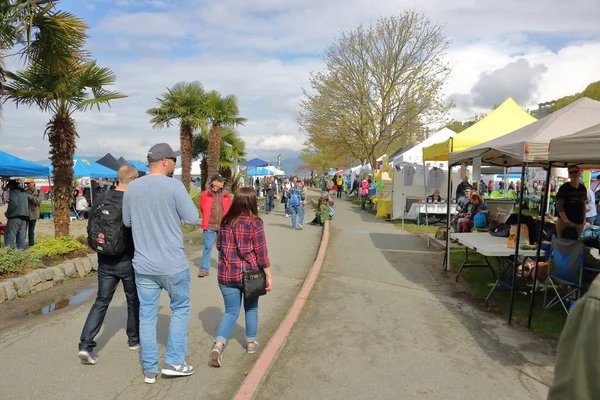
[444,164,452,272]
[526,163,552,329]
[508,162,527,325]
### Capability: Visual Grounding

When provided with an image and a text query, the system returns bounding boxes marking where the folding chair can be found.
[405,196,421,224]
[543,236,585,314]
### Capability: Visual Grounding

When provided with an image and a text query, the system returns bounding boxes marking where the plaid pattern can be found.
[216,215,269,284]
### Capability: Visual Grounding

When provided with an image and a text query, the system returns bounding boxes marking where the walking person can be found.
[78,165,140,365]
[210,187,272,367]
[360,176,369,213]
[198,174,231,277]
[23,178,42,246]
[288,181,306,230]
[123,143,199,384]
[336,175,344,198]
[3,180,28,249]
[264,180,275,214]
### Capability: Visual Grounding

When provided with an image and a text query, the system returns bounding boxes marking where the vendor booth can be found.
[446,97,600,325]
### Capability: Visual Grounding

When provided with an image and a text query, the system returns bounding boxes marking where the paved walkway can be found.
[0,204,322,400]
[256,196,556,400]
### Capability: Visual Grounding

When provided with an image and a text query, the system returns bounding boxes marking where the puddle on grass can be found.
[27,288,97,316]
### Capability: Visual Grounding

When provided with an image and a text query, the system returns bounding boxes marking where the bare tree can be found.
[299,11,452,168]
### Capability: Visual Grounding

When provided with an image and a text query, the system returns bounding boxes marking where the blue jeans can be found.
[135,269,191,373]
[587,216,597,224]
[290,205,304,229]
[5,218,26,249]
[201,230,217,272]
[27,218,37,246]
[265,194,275,213]
[215,282,259,344]
[361,195,367,211]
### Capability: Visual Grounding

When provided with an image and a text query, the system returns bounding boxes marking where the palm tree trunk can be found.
[206,123,221,189]
[200,157,208,189]
[180,124,193,192]
[218,166,232,191]
[46,111,77,237]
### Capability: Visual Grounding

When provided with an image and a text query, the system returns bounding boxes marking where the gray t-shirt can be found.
[123,175,199,275]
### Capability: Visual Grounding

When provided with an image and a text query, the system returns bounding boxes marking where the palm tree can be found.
[147,81,206,191]
[3,61,126,237]
[203,90,246,188]
[0,1,86,112]
[193,127,246,190]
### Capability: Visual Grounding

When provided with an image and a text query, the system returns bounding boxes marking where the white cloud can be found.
[2,0,600,163]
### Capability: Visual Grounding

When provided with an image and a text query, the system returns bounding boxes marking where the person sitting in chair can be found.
[457,193,489,233]
[427,189,443,203]
[75,190,91,219]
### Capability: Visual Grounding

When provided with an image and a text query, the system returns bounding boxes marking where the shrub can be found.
[29,236,87,258]
[75,235,89,246]
[0,247,43,275]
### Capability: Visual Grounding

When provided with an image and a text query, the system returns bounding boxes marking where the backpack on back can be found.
[289,189,300,207]
[87,192,127,256]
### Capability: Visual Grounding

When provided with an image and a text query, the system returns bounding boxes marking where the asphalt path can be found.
[0,200,322,400]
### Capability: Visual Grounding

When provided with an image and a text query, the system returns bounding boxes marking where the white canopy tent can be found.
[174,160,201,179]
[393,128,456,166]
[548,122,600,167]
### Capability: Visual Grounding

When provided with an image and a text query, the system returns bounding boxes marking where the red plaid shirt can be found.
[216,215,269,284]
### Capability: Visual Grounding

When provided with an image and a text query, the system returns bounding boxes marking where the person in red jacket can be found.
[198,174,231,277]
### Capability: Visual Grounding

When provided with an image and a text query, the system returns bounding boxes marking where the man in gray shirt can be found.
[123,143,199,384]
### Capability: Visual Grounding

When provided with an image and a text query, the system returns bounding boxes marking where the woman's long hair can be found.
[221,187,260,228]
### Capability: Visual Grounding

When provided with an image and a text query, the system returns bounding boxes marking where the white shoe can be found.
[297,223,303,230]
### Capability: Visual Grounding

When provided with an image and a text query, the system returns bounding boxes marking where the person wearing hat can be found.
[4,179,29,249]
[24,178,43,246]
[198,173,231,277]
[122,143,200,384]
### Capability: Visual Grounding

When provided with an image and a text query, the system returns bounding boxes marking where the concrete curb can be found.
[233,220,331,400]
[0,254,97,304]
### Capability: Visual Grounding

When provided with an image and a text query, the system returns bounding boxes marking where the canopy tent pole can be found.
[444,162,452,272]
[508,162,527,324]
[526,163,552,329]
[423,160,429,247]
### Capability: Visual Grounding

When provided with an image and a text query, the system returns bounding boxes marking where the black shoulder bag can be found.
[232,226,267,300]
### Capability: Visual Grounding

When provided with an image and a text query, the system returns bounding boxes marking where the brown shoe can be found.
[198,270,209,277]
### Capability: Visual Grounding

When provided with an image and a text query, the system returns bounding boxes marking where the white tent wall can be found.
[391,163,462,221]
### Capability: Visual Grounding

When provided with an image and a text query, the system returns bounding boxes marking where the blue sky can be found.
[2,0,600,165]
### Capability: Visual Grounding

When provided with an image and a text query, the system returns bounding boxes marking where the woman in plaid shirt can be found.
[211,187,272,367]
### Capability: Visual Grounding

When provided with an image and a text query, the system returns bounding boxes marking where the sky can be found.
[2,0,600,168]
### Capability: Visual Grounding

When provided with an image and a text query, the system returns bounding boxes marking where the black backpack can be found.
[87,191,127,256]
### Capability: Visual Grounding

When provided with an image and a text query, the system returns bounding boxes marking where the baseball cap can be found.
[25,178,35,184]
[147,143,181,163]
[210,174,225,183]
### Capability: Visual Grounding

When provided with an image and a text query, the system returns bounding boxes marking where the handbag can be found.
[232,226,267,300]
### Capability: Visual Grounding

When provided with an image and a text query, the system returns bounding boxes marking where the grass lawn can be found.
[393,220,438,235]
[349,195,375,214]
[448,248,567,338]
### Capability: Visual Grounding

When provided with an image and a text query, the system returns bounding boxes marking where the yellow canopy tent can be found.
[422,97,537,162]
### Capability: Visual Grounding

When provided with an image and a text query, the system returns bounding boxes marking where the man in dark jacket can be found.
[4,180,28,249]
[78,164,140,365]
[24,178,42,246]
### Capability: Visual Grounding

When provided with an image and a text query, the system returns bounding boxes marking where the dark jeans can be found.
[27,218,37,247]
[79,259,140,352]
[336,187,343,198]
[265,194,275,213]
[361,195,367,211]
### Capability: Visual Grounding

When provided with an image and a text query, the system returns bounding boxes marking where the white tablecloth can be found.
[450,233,545,257]
[406,203,456,220]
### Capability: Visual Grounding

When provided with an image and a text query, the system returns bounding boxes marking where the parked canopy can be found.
[393,128,456,165]
[423,97,537,162]
[449,97,600,167]
[49,156,118,178]
[548,122,600,168]
[247,166,285,176]
[96,153,123,171]
[0,150,50,177]
[243,158,269,168]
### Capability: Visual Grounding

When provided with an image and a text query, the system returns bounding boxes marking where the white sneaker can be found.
[297,223,303,230]
[161,362,195,376]
[78,350,97,365]
[144,371,158,384]
[284,214,290,218]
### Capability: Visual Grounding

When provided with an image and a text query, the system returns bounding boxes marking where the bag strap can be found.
[231,222,252,271]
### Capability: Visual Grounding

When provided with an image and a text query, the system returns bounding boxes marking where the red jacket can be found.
[199,189,231,230]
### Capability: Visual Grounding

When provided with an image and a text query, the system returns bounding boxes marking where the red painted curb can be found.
[233,220,331,400]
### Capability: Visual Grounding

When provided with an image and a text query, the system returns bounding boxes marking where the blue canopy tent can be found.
[243,158,269,167]
[247,167,270,176]
[49,156,118,178]
[0,150,50,177]
[127,160,150,173]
